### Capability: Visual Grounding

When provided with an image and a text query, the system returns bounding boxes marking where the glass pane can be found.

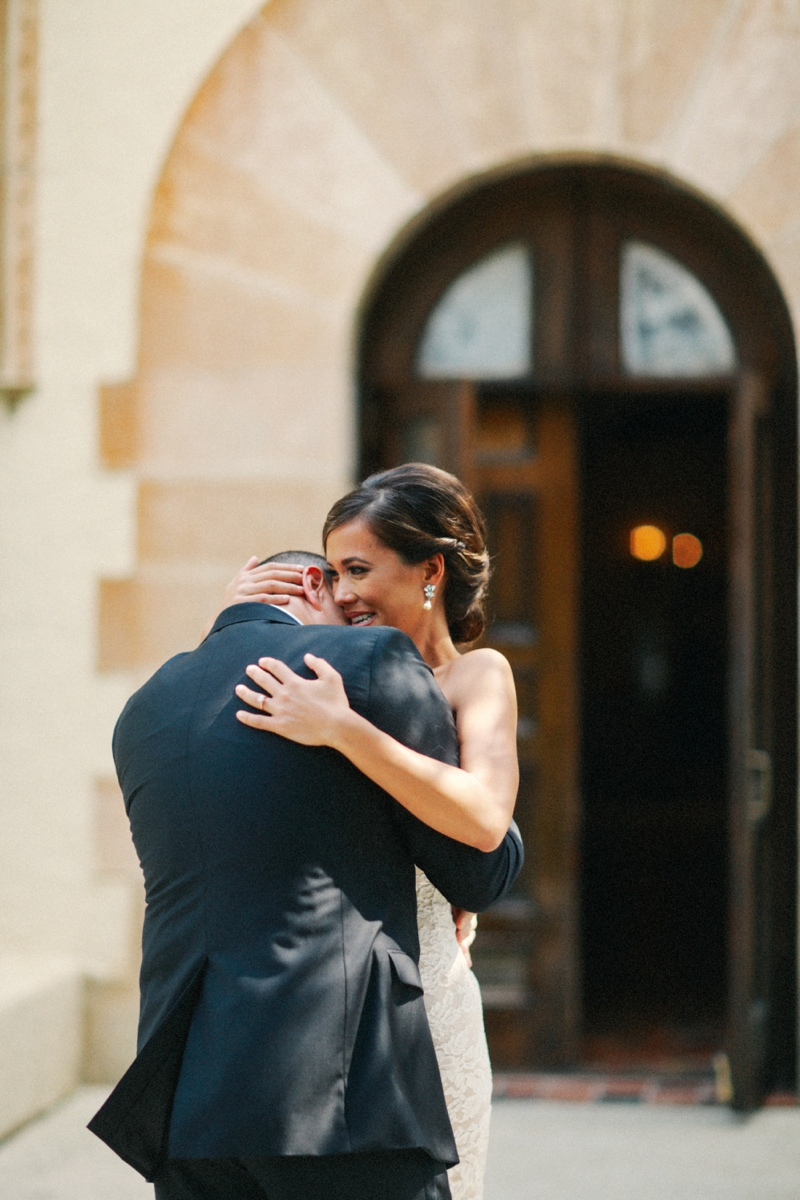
[417,243,532,380]
[401,415,443,467]
[621,241,736,377]
[482,491,537,631]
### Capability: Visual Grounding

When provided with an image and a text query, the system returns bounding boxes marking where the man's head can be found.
[261,551,346,626]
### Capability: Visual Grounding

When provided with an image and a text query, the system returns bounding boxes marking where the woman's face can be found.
[325,517,433,635]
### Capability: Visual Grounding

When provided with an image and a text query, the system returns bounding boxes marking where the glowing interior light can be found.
[630,525,667,561]
[673,532,703,568]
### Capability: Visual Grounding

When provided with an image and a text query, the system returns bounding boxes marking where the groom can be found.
[90,551,523,1200]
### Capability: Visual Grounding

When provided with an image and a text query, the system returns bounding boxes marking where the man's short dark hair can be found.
[260,550,333,585]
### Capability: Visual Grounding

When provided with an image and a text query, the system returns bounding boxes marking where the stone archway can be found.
[98,0,800,678]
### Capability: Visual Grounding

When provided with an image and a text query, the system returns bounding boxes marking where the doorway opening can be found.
[580,392,728,1064]
[358,160,797,1105]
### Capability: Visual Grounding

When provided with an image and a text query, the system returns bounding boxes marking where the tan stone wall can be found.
[0,0,265,1113]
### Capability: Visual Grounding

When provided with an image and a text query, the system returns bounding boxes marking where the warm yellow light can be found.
[630,525,667,561]
[673,532,703,568]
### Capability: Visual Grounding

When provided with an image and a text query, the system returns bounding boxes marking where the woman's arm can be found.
[235,648,518,852]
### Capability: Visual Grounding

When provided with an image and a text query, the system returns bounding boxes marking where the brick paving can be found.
[494,1071,718,1104]
[493,1071,798,1107]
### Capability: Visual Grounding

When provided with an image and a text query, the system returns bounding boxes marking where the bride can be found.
[225,463,519,1200]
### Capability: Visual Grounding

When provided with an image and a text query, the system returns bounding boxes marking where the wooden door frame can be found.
[357,157,798,1091]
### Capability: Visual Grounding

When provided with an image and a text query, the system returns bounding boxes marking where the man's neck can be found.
[269,602,304,626]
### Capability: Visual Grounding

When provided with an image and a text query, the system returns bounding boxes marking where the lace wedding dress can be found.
[416,868,492,1200]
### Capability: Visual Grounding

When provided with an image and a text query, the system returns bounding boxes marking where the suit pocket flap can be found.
[388,949,423,992]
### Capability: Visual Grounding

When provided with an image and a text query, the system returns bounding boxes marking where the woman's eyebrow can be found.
[339,555,371,566]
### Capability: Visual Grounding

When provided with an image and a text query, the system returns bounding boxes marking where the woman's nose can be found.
[333,576,354,604]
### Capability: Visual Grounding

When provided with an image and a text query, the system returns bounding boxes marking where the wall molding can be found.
[0,0,36,402]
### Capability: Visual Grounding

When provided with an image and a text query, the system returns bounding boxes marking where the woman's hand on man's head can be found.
[222,557,305,610]
[200,558,306,642]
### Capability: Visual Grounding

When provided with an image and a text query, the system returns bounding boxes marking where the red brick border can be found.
[492,1073,797,1106]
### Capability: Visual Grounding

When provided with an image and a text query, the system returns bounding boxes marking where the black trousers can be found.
[152,1148,452,1200]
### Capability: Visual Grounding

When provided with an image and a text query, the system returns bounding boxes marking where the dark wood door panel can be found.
[474,397,581,1067]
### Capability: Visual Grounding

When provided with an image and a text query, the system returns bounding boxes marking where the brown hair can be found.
[322,463,490,643]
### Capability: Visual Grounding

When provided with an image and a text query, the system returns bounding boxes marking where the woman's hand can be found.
[235,654,353,747]
[235,643,518,855]
[222,557,305,609]
[452,908,478,968]
[201,558,306,641]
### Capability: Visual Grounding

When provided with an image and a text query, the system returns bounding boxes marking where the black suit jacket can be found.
[89,604,523,1179]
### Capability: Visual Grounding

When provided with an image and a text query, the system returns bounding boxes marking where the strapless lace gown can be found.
[416,868,492,1200]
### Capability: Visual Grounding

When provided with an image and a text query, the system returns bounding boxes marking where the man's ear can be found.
[302,565,327,610]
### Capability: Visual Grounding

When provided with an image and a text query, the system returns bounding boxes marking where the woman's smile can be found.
[348,610,376,626]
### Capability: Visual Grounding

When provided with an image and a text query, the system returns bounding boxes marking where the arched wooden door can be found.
[359,163,797,1106]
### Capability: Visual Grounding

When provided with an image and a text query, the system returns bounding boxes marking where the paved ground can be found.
[0,1089,149,1200]
[485,1098,800,1200]
[0,1087,798,1199]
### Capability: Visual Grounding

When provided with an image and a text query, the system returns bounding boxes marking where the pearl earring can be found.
[423,584,436,610]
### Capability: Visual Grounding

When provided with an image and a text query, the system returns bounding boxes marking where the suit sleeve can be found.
[363,629,524,912]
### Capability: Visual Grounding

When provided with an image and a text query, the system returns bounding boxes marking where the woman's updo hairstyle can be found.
[323,463,490,644]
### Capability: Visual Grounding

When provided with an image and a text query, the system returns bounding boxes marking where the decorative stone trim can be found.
[97,577,139,672]
[0,0,36,401]
[99,380,139,467]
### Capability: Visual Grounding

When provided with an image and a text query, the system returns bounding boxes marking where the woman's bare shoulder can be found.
[447,646,514,691]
